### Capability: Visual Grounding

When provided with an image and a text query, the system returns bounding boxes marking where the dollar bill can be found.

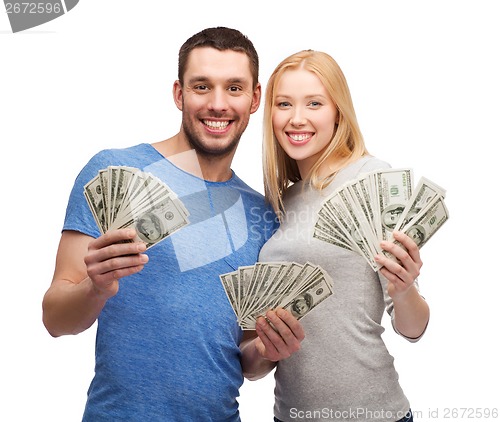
[398,195,449,249]
[281,272,334,319]
[374,168,413,241]
[313,168,448,271]
[83,176,107,234]
[393,177,446,233]
[84,165,190,249]
[116,195,190,248]
[219,262,334,330]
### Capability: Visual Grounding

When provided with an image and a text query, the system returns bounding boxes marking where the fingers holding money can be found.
[85,228,149,291]
[376,231,422,299]
[377,232,421,280]
[254,308,305,362]
[391,230,423,272]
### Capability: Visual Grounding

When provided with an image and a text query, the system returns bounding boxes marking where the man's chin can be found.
[190,140,239,158]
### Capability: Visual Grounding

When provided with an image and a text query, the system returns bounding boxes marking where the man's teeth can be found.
[290,134,310,141]
[204,120,229,129]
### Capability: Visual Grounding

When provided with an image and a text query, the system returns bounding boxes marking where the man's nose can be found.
[207,88,229,112]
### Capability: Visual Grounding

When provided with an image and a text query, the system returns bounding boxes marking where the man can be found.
[42,27,303,421]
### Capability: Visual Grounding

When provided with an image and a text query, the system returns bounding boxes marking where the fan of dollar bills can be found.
[313,168,449,271]
[220,262,334,330]
[84,166,190,249]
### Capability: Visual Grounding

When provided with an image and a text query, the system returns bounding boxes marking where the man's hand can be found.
[84,228,149,297]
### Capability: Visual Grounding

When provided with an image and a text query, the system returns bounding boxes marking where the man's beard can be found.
[182,113,247,158]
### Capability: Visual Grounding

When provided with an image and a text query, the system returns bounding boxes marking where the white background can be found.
[1,1,499,421]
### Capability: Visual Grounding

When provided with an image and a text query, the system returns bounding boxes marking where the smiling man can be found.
[42,27,303,421]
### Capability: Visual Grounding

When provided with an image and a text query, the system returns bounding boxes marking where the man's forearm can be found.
[42,277,107,337]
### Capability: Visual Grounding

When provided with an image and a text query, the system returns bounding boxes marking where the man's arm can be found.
[42,229,148,337]
[240,309,304,381]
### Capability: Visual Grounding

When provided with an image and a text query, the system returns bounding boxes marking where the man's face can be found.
[174,47,261,157]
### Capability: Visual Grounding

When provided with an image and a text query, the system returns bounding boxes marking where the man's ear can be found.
[173,80,183,111]
[250,83,262,114]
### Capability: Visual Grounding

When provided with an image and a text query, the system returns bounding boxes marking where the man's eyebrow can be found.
[226,77,250,85]
[186,76,251,85]
[187,76,209,85]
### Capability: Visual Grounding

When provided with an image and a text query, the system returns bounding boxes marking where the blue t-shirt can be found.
[63,143,278,421]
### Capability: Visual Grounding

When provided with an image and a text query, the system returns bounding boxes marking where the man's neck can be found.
[152,135,234,182]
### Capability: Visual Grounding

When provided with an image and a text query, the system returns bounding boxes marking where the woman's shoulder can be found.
[325,156,390,192]
[352,155,391,175]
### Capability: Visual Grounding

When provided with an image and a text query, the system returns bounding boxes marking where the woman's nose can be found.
[289,108,306,126]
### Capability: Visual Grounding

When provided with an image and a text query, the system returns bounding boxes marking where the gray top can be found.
[259,156,423,422]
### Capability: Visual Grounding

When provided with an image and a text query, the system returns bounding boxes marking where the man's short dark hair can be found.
[178,27,259,88]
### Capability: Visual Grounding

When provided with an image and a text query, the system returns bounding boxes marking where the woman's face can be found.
[271,68,338,177]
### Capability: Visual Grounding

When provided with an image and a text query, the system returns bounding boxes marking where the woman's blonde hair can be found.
[263,50,369,217]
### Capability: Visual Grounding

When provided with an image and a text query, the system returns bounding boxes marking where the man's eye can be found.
[228,86,242,92]
[195,85,209,91]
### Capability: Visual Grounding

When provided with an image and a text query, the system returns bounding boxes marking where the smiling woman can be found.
[271,67,338,178]
[250,49,429,422]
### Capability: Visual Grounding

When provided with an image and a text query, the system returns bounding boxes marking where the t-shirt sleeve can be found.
[62,151,112,238]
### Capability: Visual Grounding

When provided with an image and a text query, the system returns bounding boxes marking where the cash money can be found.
[84,166,190,249]
[313,168,448,271]
[220,262,334,330]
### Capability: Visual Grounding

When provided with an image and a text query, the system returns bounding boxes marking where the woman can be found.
[245,50,429,422]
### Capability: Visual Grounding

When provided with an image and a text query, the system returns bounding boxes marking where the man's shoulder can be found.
[89,143,151,163]
[231,174,265,202]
